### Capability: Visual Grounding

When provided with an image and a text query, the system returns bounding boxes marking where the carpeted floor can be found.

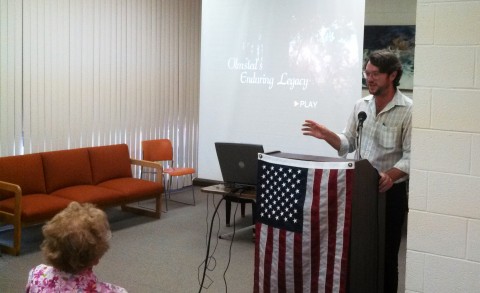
[0,186,406,292]
[0,187,256,293]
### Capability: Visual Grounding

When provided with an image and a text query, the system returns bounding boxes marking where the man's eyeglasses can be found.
[363,71,383,79]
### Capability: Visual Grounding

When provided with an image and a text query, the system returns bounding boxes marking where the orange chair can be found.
[141,139,196,211]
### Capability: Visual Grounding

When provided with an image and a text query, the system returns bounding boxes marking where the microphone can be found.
[358,111,367,125]
[356,111,367,160]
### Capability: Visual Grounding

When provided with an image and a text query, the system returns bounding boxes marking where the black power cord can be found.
[198,196,225,292]
[222,202,239,292]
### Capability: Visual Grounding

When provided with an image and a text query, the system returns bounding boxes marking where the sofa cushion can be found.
[41,148,93,193]
[0,194,72,223]
[98,178,162,200]
[51,185,125,206]
[88,144,132,184]
[0,154,46,195]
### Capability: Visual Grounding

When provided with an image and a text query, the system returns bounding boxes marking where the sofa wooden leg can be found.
[13,223,21,255]
[120,194,162,219]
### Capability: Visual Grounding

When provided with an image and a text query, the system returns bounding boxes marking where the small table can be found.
[200,184,256,200]
[201,184,256,239]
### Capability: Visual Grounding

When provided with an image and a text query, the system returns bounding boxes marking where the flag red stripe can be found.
[310,169,323,292]
[263,226,274,293]
[325,169,339,292]
[254,222,262,293]
[278,229,287,292]
[339,170,353,293]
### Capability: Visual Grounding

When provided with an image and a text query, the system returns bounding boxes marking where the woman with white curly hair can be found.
[26,201,127,292]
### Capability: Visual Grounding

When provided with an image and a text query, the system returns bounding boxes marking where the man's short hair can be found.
[367,49,403,88]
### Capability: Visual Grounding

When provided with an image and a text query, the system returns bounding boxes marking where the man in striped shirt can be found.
[302,49,412,293]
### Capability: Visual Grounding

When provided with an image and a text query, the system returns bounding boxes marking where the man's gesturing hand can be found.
[302,120,329,139]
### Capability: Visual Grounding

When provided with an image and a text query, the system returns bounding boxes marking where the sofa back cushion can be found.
[88,144,132,184]
[42,148,93,193]
[0,153,46,196]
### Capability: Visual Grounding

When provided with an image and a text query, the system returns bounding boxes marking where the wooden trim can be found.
[0,180,23,256]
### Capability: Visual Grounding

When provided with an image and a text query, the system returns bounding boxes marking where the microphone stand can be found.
[355,122,364,160]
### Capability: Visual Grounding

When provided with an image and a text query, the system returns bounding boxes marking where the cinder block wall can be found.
[407,0,480,292]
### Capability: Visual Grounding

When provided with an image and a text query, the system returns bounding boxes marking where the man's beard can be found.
[368,83,385,96]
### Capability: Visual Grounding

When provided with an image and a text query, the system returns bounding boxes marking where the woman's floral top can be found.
[26,264,127,292]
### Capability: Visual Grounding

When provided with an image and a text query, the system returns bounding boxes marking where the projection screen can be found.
[199,0,366,181]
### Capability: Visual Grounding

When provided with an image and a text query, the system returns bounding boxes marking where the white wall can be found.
[407,0,480,292]
[365,0,417,26]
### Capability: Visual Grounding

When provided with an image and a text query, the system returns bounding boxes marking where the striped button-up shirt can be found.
[338,89,413,182]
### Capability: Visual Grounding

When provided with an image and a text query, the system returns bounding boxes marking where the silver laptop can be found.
[215,142,264,188]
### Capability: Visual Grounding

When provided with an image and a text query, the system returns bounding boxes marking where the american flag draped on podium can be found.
[254,154,355,293]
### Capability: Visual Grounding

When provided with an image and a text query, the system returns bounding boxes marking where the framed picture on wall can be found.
[363,25,416,90]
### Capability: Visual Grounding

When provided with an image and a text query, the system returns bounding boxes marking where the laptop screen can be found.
[215,142,264,188]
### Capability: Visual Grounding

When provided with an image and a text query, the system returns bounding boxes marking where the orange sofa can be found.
[0,144,163,256]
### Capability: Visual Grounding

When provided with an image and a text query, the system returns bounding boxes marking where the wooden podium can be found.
[347,158,384,293]
[259,152,384,293]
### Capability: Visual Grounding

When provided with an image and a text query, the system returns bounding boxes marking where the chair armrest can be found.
[0,180,22,222]
[0,180,23,255]
[130,159,164,184]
